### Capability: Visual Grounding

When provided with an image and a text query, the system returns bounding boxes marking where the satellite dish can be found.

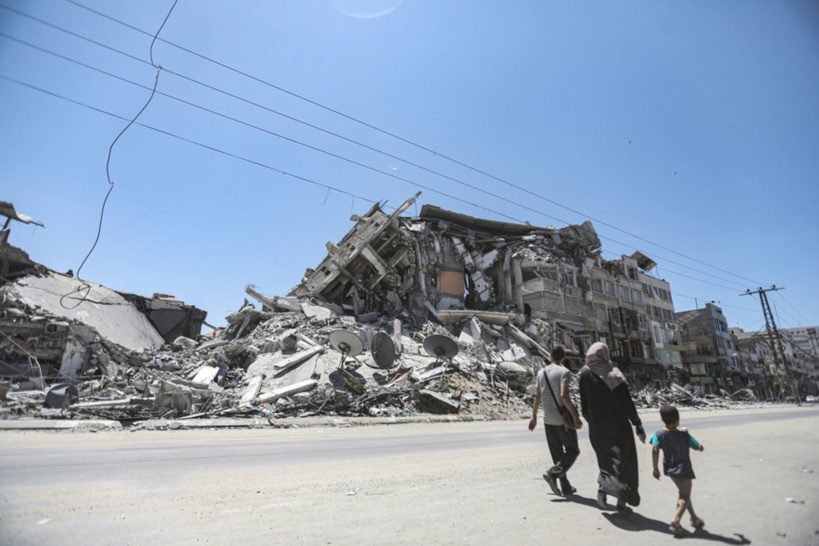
[370,331,397,369]
[329,330,364,357]
[423,335,459,361]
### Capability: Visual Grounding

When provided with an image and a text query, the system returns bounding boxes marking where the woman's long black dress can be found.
[578,367,641,506]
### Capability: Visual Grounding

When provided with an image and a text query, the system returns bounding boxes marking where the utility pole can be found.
[741,286,801,405]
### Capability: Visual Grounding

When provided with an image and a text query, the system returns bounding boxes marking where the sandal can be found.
[542,473,561,496]
[691,518,705,529]
[669,522,687,538]
[616,502,633,515]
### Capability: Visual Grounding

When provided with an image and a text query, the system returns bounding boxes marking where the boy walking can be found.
[650,405,705,537]
[529,346,583,496]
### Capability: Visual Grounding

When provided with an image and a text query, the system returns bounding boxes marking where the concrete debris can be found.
[0,196,784,425]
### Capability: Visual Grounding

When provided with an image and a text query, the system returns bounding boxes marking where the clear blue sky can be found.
[2,0,818,331]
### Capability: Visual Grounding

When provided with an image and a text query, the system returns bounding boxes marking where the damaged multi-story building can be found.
[675,303,739,395]
[290,194,680,388]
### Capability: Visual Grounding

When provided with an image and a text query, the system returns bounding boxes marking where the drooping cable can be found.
[0,8,767,288]
[59,0,178,309]
[57,0,766,287]
[0,73,379,206]
[3,72,781,328]
[0,30,760,293]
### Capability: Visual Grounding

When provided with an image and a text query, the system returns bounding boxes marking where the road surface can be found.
[1,405,817,545]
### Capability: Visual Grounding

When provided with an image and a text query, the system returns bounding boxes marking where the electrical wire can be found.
[671,292,760,313]
[0,28,759,293]
[1,4,783,309]
[0,73,379,206]
[57,0,177,309]
[1,72,786,333]
[2,1,767,288]
[771,302,800,329]
[149,0,178,67]
[57,0,767,287]
[4,2,767,292]
[775,292,811,326]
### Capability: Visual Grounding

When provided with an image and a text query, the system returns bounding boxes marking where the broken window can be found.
[522,266,558,283]
[618,285,630,300]
[631,288,643,304]
[592,279,603,293]
[560,269,576,287]
[626,266,638,280]
[604,281,615,297]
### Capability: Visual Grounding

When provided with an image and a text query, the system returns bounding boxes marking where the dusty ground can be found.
[1,405,818,545]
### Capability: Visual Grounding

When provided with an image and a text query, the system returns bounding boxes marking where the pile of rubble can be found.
[1,276,546,423]
[631,384,759,410]
[0,195,763,426]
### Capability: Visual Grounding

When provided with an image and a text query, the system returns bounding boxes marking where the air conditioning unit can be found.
[666,323,678,331]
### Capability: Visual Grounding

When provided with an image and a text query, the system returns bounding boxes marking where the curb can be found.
[0,413,494,431]
[0,419,122,431]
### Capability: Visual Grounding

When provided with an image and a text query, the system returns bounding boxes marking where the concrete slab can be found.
[3,272,164,352]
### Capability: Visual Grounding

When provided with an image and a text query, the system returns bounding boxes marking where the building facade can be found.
[675,303,740,394]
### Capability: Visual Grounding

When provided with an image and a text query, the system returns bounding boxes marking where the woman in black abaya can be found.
[579,342,646,513]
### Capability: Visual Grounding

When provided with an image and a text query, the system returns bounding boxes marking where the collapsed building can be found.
[290,194,682,386]
[0,195,750,424]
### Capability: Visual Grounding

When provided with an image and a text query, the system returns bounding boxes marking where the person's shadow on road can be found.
[601,511,752,544]
[551,495,752,544]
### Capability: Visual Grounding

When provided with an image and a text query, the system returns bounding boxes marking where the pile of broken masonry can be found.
[0,195,760,427]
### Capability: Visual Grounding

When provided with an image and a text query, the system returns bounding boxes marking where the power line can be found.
[0,73,380,206]
[0,8,536,223]
[738,317,766,332]
[600,248,745,291]
[64,0,177,309]
[775,292,811,326]
[0,72,790,329]
[670,292,760,314]
[0,7,764,290]
[2,29,749,290]
[55,0,767,287]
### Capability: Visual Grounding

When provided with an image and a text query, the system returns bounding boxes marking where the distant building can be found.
[675,303,739,394]
[733,326,819,398]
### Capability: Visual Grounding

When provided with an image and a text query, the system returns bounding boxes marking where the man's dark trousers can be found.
[544,424,580,492]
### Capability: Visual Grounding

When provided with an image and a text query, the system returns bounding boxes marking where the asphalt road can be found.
[1,405,817,545]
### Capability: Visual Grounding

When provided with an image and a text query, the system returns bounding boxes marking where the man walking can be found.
[529,346,583,496]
